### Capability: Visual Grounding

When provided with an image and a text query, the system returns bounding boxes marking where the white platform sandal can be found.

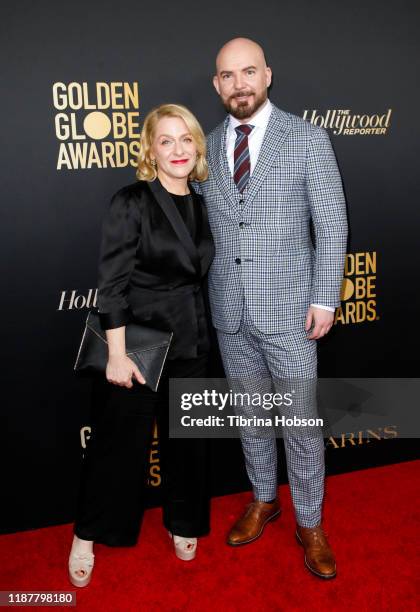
[168,531,197,561]
[68,549,95,587]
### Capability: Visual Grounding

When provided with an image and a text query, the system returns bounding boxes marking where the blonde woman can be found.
[68,104,215,586]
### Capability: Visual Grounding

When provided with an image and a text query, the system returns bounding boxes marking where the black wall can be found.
[1,0,419,533]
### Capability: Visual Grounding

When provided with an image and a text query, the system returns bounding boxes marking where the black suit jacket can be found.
[97,178,215,359]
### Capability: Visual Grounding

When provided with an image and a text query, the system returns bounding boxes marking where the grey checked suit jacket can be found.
[196,103,348,334]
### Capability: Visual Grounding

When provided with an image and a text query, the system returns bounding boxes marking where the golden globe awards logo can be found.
[52,82,140,170]
[303,109,392,135]
[147,423,161,487]
[335,251,378,325]
[80,422,161,486]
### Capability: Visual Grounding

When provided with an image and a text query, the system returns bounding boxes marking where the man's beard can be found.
[223,89,267,119]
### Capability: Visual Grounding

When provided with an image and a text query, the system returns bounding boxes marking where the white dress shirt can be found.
[226,98,335,313]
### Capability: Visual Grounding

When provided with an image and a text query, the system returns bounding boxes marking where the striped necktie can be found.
[233,124,254,193]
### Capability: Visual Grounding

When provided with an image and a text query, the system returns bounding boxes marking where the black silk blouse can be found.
[96,178,215,360]
[169,192,211,356]
[170,193,195,238]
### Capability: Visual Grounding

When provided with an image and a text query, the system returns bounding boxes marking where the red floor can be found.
[1,460,419,611]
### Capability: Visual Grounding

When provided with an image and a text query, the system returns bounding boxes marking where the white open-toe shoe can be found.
[168,531,197,561]
[68,549,95,587]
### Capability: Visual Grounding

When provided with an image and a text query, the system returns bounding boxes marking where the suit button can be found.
[235,257,241,264]
[239,222,244,228]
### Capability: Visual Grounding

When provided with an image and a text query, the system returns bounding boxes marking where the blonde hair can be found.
[136,103,208,182]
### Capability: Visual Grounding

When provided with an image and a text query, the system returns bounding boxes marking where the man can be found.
[197,37,348,579]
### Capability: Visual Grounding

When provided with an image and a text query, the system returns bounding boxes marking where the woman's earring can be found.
[151,159,157,167]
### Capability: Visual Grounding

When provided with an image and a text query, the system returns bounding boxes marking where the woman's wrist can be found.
[105,327,126,358]
[108,351,126,358]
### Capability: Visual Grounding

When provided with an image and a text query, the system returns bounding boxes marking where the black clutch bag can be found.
[74,309,173,392]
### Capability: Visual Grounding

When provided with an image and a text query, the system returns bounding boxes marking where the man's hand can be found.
[305,306,335,340]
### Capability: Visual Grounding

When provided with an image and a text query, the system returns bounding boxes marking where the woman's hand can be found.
[105,354,146,388]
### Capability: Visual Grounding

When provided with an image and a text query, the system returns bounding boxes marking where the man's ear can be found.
[213,75,220,95]
[265,67,272,88]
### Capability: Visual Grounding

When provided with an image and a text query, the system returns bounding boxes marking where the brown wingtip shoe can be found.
[227,499,281,546]
[296,524,337,579]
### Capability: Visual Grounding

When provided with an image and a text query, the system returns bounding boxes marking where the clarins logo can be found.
[326,425,397,449]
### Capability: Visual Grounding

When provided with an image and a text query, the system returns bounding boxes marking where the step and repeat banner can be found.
[1,0,419,533]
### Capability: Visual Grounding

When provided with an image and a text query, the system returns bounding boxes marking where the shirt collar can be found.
[228,98,272,133]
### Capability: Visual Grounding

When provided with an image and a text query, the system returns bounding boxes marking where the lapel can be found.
[190,186,203,245]
[191,187,215,274]
[212,116,242,219]
[211,104,292,216]
[241,105,292,213]
[147,178,201,277]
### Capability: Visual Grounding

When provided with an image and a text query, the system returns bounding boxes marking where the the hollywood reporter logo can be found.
[53,81,140,170]
[58,288,97,310]
[303,108,392,135]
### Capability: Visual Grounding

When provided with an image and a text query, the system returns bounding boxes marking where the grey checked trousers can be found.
[216,301,325,528]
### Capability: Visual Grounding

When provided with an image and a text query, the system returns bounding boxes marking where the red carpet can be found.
[1,460,418,611]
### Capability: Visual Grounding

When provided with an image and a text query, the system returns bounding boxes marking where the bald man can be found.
[196,38,348,579]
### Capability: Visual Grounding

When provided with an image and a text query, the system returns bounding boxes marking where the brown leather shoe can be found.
[296,524,336,579]
[227,499,281,546]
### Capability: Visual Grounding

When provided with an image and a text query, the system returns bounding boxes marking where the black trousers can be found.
[73,354,211,546]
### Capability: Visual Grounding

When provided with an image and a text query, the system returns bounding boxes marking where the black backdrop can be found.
[1,0,419,534]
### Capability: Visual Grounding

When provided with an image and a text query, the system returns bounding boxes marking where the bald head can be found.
[215,38,267,73]
[213,38,272,121]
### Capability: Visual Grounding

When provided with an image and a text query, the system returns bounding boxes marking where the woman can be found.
[68,104,215,587]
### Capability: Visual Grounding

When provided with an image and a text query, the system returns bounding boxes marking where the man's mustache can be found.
[230,91,254,100]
